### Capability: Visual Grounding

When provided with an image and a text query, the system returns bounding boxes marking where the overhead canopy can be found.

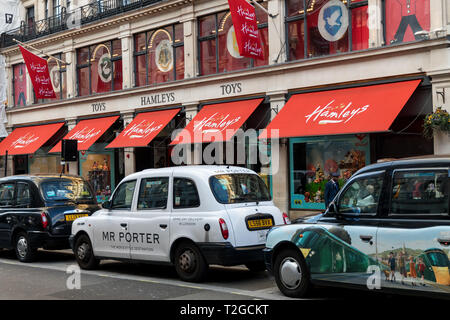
[50,116,119,153]
[259,80,421,139]
[106,108,180,149]
[170,98,263,145]
[0,122,64,155]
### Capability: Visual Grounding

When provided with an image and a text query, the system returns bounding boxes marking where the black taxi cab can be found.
[0,175,99,262]
[264,157,450,298]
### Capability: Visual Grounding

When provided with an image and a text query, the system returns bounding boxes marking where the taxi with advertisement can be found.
[0,174,99,262]
[70,166,288,282]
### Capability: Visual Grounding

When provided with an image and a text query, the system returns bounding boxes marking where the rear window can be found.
[41,178,95,202]
[209,174,271,204]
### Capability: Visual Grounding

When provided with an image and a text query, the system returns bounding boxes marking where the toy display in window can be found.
[87,157,111,202]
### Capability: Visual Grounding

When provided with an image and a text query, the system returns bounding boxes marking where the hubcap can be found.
[17,237,28,259]
[77,243,89,261]
[279,257,302,289]
[179,249,196,273]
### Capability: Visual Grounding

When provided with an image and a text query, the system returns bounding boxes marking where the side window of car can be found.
[338,173,384,215]
[137,177,169,210]
[173,178,200,209]
[16,182,32,208]
[111,180,136,210]
[0,183,15,207]
[390,169,449,215]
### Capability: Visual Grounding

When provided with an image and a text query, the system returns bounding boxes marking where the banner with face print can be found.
[18,45,56,99]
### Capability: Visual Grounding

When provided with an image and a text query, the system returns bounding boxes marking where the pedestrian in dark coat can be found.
[324,172,340,208]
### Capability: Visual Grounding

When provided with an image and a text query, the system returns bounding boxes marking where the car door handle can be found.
[159,224,168,229]
[120,223,128,229]
[360,235,373,243]
[437,238,450,246]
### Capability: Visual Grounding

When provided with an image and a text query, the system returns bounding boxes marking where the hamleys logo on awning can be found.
[69,127,102,143]
[11,133,40,149]
[305,100,370,125]
[122,120,163,139]
[193,113,241,133]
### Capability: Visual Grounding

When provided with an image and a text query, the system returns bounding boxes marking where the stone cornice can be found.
[1,0,193,56]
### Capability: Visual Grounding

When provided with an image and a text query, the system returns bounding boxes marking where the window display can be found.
[290,134,370,210]
[285,0,369,61]
[385,0,430,45]
[134,24,184,87]
[198,5,268,76]
[13,64,27,106]
[80,149,115,203]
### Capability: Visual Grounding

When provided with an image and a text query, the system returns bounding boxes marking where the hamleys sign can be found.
[11,133,40,149]
[192,113,242,134]
[304,100,370,125]
[122,120,164,139]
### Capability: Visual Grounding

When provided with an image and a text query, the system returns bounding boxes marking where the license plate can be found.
[247,218,273,229]
[65,213,88,222]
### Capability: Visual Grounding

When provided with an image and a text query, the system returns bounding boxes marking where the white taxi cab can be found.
[69,166,288,282]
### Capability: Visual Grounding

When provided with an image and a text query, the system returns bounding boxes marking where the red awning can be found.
[106,108,180,149]
[0,122,64,155]
[170,98,263,145]
[259,80,421,139]
[50,116,119,153]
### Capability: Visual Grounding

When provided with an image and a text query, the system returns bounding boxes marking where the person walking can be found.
[324,172,340,209]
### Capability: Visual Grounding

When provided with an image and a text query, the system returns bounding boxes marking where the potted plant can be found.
[423,107,450,139]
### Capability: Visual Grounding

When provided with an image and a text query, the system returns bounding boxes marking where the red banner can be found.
[18,45,56,99]
[228,0,264,60]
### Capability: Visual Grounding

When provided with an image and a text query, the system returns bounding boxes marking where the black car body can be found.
[265,157,450,298]
[0,174,99,262]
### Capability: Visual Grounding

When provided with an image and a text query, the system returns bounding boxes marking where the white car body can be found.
[70,165,286,280]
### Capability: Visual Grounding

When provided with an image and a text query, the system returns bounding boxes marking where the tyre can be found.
[74,234,99,270]
[273,248,310,298]
[174,242,208,282]
[14,232,37,262]
[245,261,266,272]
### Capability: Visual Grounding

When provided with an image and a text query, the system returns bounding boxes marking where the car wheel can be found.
[15,232,37,262]
[174,242,208,282]
[274,248,310,298]
[74,234,99,270]
[245,261,266,272]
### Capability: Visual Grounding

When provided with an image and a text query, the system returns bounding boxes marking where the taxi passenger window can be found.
[16,182,32,207]
[137,177,169,210]
[0,183,15,206]
[390,170,449,215]
[111,180,136,210]
[173,178,200,209]
[338,174,384,216]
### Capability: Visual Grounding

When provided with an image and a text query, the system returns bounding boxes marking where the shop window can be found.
[38,53,67,103]
[285,0,369,61]
[390,170,449,215]
[137,177,169,210]
[134,24,184,87]
[76,40,123,96]
[173,178,200,208]
[385,0,430,45]
[13,64,27,107]
[111,180,136,210]
[198,4,269,76]
[289,135,370,210]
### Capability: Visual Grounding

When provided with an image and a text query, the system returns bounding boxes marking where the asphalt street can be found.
[0,249,445,301]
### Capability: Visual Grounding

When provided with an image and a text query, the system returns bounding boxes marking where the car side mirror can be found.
[102,200,111,210]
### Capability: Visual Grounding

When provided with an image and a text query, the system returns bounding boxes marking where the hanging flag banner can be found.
[227,0,264,60]
[18,45,56,100]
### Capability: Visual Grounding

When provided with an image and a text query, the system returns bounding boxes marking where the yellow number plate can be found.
[247,218,273,229]
[65,214,89,222]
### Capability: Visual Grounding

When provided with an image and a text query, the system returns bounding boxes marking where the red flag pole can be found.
[12,38,70,66]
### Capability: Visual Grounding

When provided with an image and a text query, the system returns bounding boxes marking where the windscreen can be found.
[209,174,271,204]
[41,178,95,202]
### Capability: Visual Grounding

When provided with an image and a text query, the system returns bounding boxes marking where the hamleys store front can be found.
[260,78,434,212]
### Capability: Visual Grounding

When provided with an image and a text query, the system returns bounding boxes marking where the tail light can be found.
[219,218,229,240]
[41,212,48,229]
[282,212,290,224]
